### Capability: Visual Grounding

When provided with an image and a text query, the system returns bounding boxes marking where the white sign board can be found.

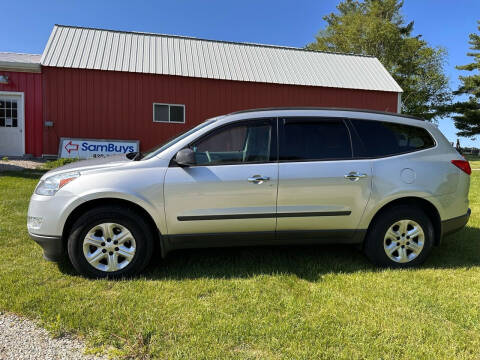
[58,138,139,159]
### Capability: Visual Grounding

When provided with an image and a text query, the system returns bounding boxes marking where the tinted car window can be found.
[280,118,352,161]
[196,126,247,152]
[351,120,435,157]
[191,121,273,165]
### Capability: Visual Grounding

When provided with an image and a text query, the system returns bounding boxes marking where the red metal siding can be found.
[43,67,399,155]
[0,71,43,156]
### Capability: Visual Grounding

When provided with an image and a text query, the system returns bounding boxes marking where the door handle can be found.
[344,172,368,181]
[248,175,270,184]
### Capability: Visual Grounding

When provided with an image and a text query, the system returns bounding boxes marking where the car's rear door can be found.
[276,117,372,242]
[164,118,278,245]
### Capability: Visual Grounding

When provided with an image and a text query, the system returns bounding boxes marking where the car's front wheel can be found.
[67,206,154,278]
[364,205,434,268]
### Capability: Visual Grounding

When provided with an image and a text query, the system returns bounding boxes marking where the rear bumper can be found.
[29,232,64,261]
[441,208,471,238]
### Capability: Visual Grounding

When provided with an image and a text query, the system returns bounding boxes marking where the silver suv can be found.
[27,108,471,278]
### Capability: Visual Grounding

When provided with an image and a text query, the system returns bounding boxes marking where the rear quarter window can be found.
[351,119,435,158]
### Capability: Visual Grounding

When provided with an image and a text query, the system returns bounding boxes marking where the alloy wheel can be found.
[82,222,136,272]
[383,219,425,263]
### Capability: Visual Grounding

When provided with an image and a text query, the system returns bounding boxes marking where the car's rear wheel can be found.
[364,205,434,268]
[67,206,154,278]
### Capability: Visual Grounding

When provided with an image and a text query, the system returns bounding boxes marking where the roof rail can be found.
[227,107,424,121]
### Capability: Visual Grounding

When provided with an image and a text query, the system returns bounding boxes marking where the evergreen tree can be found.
[446,21,480,137]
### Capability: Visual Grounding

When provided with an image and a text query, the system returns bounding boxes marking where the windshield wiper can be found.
[126,152,143,161]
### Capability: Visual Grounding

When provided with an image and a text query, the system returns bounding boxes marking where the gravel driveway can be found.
[0,159,45,172]
[0,314,106,360]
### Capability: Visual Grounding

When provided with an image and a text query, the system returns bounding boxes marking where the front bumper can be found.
[441,208,471,238]
[28,232,64,261]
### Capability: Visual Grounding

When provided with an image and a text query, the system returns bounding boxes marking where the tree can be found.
[307,0,451,120]
[442,21,480,137]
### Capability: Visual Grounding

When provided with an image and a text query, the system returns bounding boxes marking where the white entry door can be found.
[0,93,24,156]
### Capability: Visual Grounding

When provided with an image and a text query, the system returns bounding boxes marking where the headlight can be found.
[35,171,81,196]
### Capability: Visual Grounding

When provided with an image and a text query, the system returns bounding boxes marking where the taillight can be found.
[451,160,472,175]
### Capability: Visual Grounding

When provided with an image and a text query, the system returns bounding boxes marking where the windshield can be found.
[140,117,220,160]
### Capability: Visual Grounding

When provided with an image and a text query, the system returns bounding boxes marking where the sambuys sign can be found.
[58,138,139,159]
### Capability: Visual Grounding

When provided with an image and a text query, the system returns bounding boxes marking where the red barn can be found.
[0,53,42,157]
[2,25,403,157]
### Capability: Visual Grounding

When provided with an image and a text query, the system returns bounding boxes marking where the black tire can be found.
[364,205,434,268]
[67,205,154,278]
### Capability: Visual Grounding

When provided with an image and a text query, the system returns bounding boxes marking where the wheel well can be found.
[62,198,162,254]
[367,197,442,246]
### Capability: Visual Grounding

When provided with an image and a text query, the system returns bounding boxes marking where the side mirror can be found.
[175,148,196,167]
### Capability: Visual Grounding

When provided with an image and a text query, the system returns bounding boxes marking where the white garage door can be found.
[0,93,24,157]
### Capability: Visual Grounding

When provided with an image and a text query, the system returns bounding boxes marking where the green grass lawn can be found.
[0,169,479,359]
[465,155,480,169]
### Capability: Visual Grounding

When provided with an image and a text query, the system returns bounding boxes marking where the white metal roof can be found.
[41,25,402,93]
[0,52,41,72]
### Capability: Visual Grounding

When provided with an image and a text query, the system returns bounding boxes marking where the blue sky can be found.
[1,0,479,147]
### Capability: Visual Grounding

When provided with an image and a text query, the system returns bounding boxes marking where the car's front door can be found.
[164,118,278,245]
[276,117,372,242]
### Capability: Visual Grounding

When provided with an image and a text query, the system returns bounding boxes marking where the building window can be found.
[153,103,185,123]
[0,99,18,127]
